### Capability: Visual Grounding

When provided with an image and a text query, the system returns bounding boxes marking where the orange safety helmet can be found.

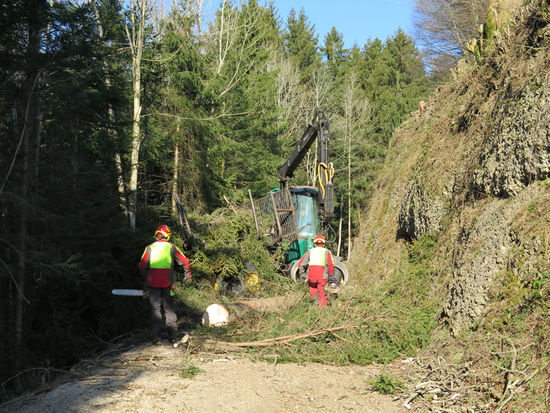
[313,234,326,245]
[154,224,172,241]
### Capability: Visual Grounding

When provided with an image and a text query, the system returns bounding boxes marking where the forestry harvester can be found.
[250,109,349,285]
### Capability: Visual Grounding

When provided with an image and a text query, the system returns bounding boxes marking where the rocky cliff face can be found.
[350,1,550,335]
[473,87,550,197]
[441,183,548,333]
[397,180,445,241]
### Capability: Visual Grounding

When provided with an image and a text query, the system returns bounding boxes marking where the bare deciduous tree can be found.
[120,0,148,230]
[306,66,334,186]
[341,72,370,259]
[329,72,371,258]
[173,0,211,36]
[414,0,489,77]
[272,50,310,141]
[208,0,271,97]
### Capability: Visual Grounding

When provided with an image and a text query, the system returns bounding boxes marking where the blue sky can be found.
[269,0,416,48]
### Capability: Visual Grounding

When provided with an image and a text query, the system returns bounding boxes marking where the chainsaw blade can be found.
[112,289,144,296]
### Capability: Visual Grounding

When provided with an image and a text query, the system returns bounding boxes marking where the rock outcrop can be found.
[397,179,445,241]
[473,88,550,197]
[352,1,550,335]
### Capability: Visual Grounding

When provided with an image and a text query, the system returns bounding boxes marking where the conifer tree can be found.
[322,26,347,77]
[0,0,138,393]
[283,8,321,83]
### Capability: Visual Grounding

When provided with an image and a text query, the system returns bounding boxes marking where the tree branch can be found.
[152,110,256,120]
[193,325,359,347]
[0,72,40,198]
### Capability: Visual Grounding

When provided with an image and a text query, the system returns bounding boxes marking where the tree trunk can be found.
[337,214,343,257]
[94,1,129,220]
[15,121,29,348]
[124,0,147,231]
[172,139,179,217]
[347,118,352,260]
[15,16,42,350]
[217,0,228,74]
[128,74,141,230]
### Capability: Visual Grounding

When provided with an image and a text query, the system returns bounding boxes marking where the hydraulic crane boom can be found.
[276,109,334,218]
[250,109,347,285]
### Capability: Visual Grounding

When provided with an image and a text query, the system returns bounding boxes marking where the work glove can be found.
[170,283,176,297]
[178,266,192,281]
[299,271,308,283]
[328,275,338,285]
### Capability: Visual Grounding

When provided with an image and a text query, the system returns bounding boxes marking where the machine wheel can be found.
[290,258,349,286]
[333,258,349,286]
[290,260,302,283]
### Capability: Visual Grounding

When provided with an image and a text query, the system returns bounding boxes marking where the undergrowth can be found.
[174,206,292,296]
[184,234,440,367]
[368,374,406,395]
[180,355,205,379]
[169,202,440,371]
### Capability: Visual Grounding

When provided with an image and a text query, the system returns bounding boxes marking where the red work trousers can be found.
[308,274,327,308]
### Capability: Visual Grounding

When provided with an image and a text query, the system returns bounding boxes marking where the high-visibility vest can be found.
[148,242,173,269]
[309,247,328,266]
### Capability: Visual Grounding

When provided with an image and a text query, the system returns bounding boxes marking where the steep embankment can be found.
[350,1,550,411]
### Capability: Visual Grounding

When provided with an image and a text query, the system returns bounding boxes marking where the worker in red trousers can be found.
[297,234,336,308]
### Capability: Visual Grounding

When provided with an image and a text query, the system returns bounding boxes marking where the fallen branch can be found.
[1,367,83,389]
[403,392,421,409]
[228,293,302,314]
[495,367,545,413]
[329,331,352,343]
[500,340,517,402]
[223,195,238,215]
[193,325,358,348]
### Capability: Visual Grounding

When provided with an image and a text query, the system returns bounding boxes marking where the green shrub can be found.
[368,374,405,395]
[180,364,205,379]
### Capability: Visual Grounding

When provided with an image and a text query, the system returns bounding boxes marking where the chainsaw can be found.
[327,282,339,297]
[112,289,144,296]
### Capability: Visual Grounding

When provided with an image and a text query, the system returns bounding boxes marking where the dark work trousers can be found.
[148,287,177,340]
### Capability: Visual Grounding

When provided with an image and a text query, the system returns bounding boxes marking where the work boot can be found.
[153,338,162,346]
[173,332,190,348]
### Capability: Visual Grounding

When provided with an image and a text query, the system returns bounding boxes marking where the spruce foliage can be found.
[0,0,432,400]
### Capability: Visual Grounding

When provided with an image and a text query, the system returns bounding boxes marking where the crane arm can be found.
[277,122,318,187]
[276,109,334,218]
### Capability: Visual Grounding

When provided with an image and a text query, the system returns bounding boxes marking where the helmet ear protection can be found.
[313,234,326,245]
[154,225,172,241]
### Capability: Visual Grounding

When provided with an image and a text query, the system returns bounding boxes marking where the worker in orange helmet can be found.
[138,225,191,344]
[297,234,336,308]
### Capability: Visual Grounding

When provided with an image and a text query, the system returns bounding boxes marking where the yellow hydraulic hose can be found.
[317,162,335,198]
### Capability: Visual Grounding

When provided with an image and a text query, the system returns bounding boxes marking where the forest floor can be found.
[1,338,411,413]
[1,292,418,413]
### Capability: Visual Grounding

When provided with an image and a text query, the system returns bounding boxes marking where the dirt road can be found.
[2,342,409,413]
